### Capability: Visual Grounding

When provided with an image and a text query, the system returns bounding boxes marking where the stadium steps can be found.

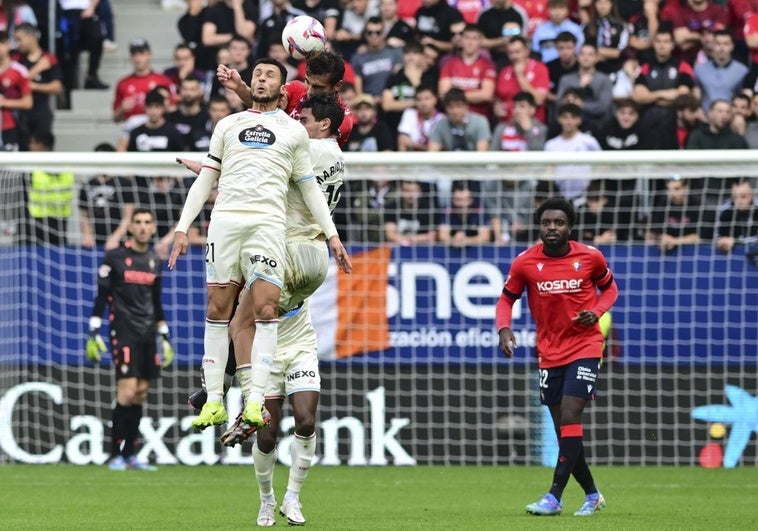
[54,0,182,151]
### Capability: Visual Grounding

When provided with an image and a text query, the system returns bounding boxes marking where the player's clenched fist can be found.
[168,231,189,270]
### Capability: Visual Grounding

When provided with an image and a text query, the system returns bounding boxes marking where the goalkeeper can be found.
[86,208,174,471]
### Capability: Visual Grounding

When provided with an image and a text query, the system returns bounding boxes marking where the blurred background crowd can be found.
[5,0,758,253]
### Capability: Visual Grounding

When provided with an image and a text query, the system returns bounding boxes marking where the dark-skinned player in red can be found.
[496,197,618,517]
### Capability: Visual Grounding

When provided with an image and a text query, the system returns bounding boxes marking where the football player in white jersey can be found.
[169,59,351,434]
[178,94,345,526]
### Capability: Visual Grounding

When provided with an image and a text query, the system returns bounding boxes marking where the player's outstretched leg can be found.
[574,492,605,516]
[525,493,562,516]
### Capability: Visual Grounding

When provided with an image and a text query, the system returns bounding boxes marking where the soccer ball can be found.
[281,15,327,61]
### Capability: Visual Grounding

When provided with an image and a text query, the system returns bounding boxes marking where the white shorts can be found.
[276,237,328,312]
[206,211,286,288]
[265,347,321,398]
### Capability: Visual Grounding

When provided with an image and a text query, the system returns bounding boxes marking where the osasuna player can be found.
[168,58,351,435]
[495,197,618,517]
[86,208,175,471]
[217,51,354,147]
[180,94,345,526]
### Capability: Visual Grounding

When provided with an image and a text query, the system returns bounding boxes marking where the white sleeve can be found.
[175,157,220,233]
[297,177,338,239]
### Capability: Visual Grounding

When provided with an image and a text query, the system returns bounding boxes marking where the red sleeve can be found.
[533,62,551,91]
[588,249,618,316]
[483,59,497,82]
[342,62,356,85]
[439,60,453,79]
[337,108,354,147]
[495,292,516,332]
[113,79,124,113]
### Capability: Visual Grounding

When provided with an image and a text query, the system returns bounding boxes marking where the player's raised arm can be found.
[217,63,253,108]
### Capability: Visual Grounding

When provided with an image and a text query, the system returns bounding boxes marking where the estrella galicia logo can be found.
[239,124,276,148]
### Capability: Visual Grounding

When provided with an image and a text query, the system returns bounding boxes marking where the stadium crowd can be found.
[9,0,758,252]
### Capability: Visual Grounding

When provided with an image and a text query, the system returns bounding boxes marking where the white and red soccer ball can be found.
[281,15,327,61]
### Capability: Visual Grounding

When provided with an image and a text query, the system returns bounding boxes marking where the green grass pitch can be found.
[2,464,757,530]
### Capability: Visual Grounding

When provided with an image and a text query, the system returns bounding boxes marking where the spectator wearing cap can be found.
[56,0,107,99]
[0,29,32,151]
[112,39,176,148]
[344,94,395,152]
[477,0,528,69]
[12,22,63,144]
[694,30,748,113]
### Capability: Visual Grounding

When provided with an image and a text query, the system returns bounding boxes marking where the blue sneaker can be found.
[574,492,605,516]
[126,456,157,471]
[107,456,126,471]
[526,493,562,516]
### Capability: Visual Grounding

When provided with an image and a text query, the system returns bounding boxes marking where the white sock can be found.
[203,319,229,403]
[249,320,277,405]
[235,365,252,403]
[253,441,277,498]
[285,433,316,501]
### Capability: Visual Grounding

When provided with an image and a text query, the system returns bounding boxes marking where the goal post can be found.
[0,150,756,467]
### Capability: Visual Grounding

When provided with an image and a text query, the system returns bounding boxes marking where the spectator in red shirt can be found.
[438,23,497,120]
[671,0,729,64]
[112,39,175,125]
[495,35,551,123]
[0,29,32,150]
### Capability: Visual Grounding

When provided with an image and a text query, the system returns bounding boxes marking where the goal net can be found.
[0,151,756,468]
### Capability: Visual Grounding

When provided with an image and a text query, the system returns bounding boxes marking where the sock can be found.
[236,364,252,403]
[572,446,597,495]
[122,404,143,458]
[249,320,278,405]
[285,433,316,501]
[549,424,584,501]
[253,441,277,498]
[223,342,236,394]
[110,403,127,458]
[204,319,230,403]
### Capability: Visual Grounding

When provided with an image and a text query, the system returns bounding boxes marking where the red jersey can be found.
[439,56,497,119]
[295,60,356,86]
[501,240,616,368]
[0,60,31,131]
[113,71,176,120]
[746,14,758,64]
[495,58,550,123]
[513,0,548,37]
[284,80,354,147]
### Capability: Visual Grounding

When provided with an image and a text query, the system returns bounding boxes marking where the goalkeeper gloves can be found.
[158,324,174,369]
[85,316,107,363]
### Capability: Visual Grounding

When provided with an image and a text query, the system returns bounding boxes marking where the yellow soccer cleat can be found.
[191,401,228,431]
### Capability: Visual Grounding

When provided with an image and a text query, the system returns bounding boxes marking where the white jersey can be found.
[209,108,313,222]
[277,300,318,352]
[285,137,345,240]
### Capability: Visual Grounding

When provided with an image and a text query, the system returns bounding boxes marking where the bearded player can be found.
[495,197,618,517]
[217,50,353,147]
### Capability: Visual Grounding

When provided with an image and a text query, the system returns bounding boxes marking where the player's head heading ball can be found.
[305,51,345,92]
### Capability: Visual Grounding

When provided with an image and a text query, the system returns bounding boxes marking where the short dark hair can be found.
[674,93,700,111]
[557,103,583,117]
[306,51,345,87]
[131,207,154,221]
[555,31,577,44]
[443,88,467,107]
[145,88,165,106]
[513,91,536,107]
[14,22,38,37]
[182,72,203,84]
[733,93,751,107]
[254,57,288,84]
[208,94,231,108]
[302,93,344,135]
[403,40,423,55]
[0,30,8,42]
[535,197,576,226]
[94,142,116,152]
[615,98,639,113]
[508,35,528,48]
[415,84,437,97]
[30,131,55,150]
[561,87,584,102]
